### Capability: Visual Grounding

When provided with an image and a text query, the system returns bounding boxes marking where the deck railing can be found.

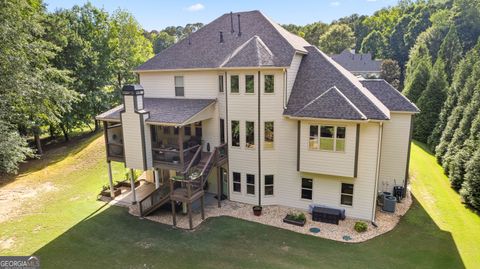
[139,184,171,217]
[107,142,124,159]
[152,144,201,167]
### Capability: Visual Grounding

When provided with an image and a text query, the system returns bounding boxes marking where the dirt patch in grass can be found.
[0,237,15,250]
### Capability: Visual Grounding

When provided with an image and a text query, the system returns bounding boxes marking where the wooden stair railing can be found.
[139,184,171,217]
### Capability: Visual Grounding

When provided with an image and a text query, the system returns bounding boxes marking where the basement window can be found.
[341,183,354,206]
[301,178,313,200]
[247,174,255,195]
[264,175,274,196]
[233,172,241,193]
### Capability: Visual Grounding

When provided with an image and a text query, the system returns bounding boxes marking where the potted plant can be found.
[100,184,121,198]
[253,205,262,216]
[283,212,307,227]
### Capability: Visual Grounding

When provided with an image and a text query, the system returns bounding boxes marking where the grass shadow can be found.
[34,197,464,269]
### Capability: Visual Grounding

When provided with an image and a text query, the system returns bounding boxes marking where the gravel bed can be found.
[128,191,412,243]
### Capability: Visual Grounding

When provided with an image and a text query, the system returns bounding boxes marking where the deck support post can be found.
[178,127,185,167]
[201,195,205,220]
[154,169,160,189]
[217,166,221,208]
[107,161,115,197]
[130,169,137,204]
[188,202,193,229]
[171,199,177,227]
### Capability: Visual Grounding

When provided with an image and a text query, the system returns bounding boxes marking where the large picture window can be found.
[246,121,255,149]
[264,175,274,196]
[233,172,241,193]
[231,120,240,147]
[301,178,313,200]
[264,121,274,149]
[245,75,254,93]
[175,76,184,96]
[264,75,274,93]
[230,75,239,93]
[246,174,255,195]
[341,183,354,206]
[309,125,346,152]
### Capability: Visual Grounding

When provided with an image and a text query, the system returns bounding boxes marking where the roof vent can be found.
[237,14,242,37]
[230,12,234,33]
[219,31,224,43]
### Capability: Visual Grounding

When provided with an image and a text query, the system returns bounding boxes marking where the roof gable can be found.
[285,46,389,120]
[222,36,274,67]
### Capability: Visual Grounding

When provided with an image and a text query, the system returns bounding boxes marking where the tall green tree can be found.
[360,30,386,59]
[452,0,480,52]
[437,25,463,82]
[402,46,432,103]
[460,147,480,209]
[153,31,175,54]
[0,0,76,158]
[413,59,448,143]
[319,24,355,54]
[380,59,401,89]
[109,9,154,91]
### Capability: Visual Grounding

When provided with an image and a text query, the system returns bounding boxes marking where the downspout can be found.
[371,122,383,223]
[258,70,262,206]
[225,71,230,195]
[283,68,287,109]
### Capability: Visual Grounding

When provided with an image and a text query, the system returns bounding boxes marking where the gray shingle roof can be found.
[135,11,309,71]
[222,36,274,67]
[360,79,419,113]
[96,98,216,124]
[331,49,382,73]
[285,46,389,120]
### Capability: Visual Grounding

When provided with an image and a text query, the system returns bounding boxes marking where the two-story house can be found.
[96,11,418,227]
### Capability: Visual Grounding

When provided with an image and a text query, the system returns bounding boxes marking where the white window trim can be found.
[300,178,313,201]
[174,75,185,97]
[246,174,256,196]
[232,172,242,194]
[308,125,346,152]
[263,121,275,150]
[263,74,275,94]
[245,74,256,95]
[231,120,241,148]
[264,175,274,197]
[230,74,240,94]
[245,120,256,150]
[340,182,354,207]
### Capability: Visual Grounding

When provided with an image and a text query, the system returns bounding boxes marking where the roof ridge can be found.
[312,46,390,119]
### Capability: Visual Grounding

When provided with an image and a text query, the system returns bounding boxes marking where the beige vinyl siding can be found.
[299,121,356,177]
[286,53,303,102]
[140,71,218,99]
[121,95,148,170]
[378,113,412,192]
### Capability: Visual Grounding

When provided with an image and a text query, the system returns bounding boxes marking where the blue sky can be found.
[44,0,398,31]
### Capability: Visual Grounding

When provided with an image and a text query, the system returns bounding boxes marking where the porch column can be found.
[178,126,185,167]
[154,169,160,189]
[130,169,137,204]
[107,161,115,197]
[217,166,221,208]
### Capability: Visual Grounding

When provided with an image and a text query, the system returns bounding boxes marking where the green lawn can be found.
[0,135,471,268]
[410,141,480,268]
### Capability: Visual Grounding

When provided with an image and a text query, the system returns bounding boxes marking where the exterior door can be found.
[221,167,228,198]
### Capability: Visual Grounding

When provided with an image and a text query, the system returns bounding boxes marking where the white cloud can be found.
[186,3,205,12]
[330,1,340,6]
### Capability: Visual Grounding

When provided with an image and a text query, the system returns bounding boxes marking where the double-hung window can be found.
[341,183,354,206]
[264,175,274,196]
[174,76,184,96]
[309,125,346,152]
[233,172,241,193]
[246,174,255,195]
[301,178,313,200]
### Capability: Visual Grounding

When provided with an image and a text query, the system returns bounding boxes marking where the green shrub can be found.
[354,221,368,233]
[286,212,306,222]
